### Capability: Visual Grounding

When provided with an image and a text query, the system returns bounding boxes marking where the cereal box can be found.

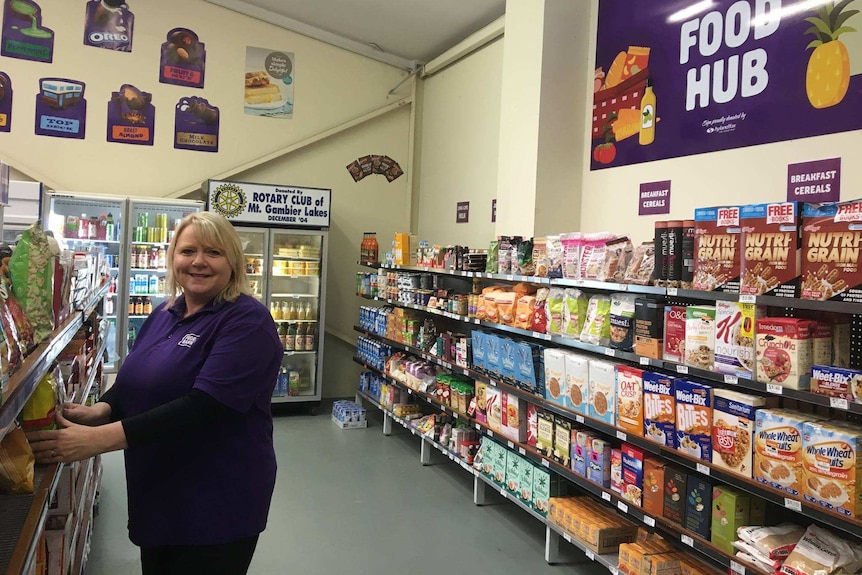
[811,365,862,403]
[526,402,539,447]
[643,372,675,448]
[712,389,775,478]
[589,439,612,488]
[740,202,802,297]
[643,458,666,517]
[485,333,501,376]
[519,458,534,505]
[801,201,862,302]
[710,486,751,554]
[622,444,645,507]
[755,409,808,496]
[811,322,832,367]
[663,305,687,363]
[543,348,568,407]
[685,306,716,371]
[802,421,862,518]
[480,437,496,477]
[491,439,507,486]
[485,387,503,434]
[589,359,617,424]
[536,409,555,457]
[470,330,486,371]
[684,475,713,539]
[616,366,644,437]
[635,298,663,359]
[663,467,688,524]
[533,465,552,515]
[500,338,517,382]
[501,392,526,443]
[675,380,713,462]
[564,353,590,414]
[515,339,545,395]
[693,206,741,293]
[573,431,594,477]
[611,448,624,494]
[714,300,764,379]
[506,450,522,495]
[554,416,572,467]
[755,318,813,389]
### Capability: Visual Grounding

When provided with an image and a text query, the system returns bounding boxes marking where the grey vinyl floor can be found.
[85,408,603,575]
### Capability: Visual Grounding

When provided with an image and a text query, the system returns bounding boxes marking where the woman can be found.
[28,212,282,575]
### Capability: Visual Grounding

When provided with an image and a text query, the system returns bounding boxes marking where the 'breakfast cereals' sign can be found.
[206,180,331,229]
[639,180,671,215]
[787,158,841,202]
[592,1,862,170]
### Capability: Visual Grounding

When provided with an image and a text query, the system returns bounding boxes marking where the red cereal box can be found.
[802,201,862,302]
[740,203,802,297]
[663,305,686,363]
[693,206,741,293]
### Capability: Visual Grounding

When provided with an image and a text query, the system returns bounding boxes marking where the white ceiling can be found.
[208,0,506,67]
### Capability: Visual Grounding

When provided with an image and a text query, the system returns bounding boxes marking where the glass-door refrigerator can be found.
[205,180,331,406]
[41,192,125,371]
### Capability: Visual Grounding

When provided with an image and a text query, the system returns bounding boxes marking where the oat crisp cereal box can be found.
[714,301,765,379]
[675,380,713,462]
[754,409,809,496]
[755,318,813,389]
[685,306,716,371]
[693,206,741,293]
[663,305,687,363]
[616,365,644,437]
[740,202,803,297]
[802,421,862,518]
[589,359,617,425]
[712,389,775,478]
[643,372,676,448]
[802,201,862,302]
[564,353,590,415]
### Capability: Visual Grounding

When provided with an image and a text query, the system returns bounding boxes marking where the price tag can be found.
[500,488,508,499]
[731,561,746,575]
[519,447,526,456]
[586,550,596,561]
[639,357,651,366]
[463,369,470,377]
[724,375,739,385]
[616,430,627,441]
[610,567,620,575]
[506,275,514,281]
[473,319,480,325]
[411,428,416,436]
[604,348,616,358]
[543,333,552,341]
[488,430,494,438]
[767,383,783,395]
[488,379,497,387]
[601,491,612,502]
[667,287,678,296]
[697,463,710,476]
[563,533,572,543]
[475,423,481,431]
[831,397,849,410]
[576,415,585,424]
[676,365,689,375]
[507,441,515,449]
[541,459,550,468]
[453,412,459,420]
[784,498,802,512]
[407,389,413,395]
[681,535,694,547]
[644,516,656,527]
[617,501,629,513]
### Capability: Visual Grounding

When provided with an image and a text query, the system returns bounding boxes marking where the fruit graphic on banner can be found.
[805,0,858,108]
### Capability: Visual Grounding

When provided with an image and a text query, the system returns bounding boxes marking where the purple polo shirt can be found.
[114,294,281,547]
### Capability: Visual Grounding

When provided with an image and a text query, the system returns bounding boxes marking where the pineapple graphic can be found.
[805,0,859,108]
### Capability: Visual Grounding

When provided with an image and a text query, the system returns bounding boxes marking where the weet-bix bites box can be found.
[740,202,802,297]
[643,372,675,448]
[693,206,741,293]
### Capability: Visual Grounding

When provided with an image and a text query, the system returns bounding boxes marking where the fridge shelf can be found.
[272,255,320,261]
[132,241,170,247]
[272,293,318,298]
[272,274,320,279]
[63,238,121,244]
[284,350,315,356]
[130,268,167,273]
[274,319,317,323]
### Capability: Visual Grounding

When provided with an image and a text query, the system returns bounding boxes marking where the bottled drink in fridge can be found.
[284,323,296,351]
[128,326,136,350]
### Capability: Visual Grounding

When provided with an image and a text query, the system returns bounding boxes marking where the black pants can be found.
[140,535,259,575]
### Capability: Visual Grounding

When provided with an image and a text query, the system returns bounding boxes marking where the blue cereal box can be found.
[572,430,594,477]
[485,333,501,376]
[500,337,517,382]
[675,380,713,462]
[471,330,486,372]
[515,340,545,395]
[588,438,612,487]
[643,372,676,448]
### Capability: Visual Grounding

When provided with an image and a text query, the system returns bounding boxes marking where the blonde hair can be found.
[164,212,250,309]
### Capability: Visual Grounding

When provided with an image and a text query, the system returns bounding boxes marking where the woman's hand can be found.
[26,412,127,464]
[62,402,111,426]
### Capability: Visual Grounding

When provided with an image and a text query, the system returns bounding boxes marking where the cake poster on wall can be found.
[107,84,154,145]
[159,28,206,88]
[244,47,294,118]
[1,0,55,63]
[174,96,219,152]
[83,0,134,52]
[35,78,87,139]
[0,73,13,133]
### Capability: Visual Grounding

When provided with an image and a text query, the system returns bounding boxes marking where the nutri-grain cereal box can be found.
[754,409,809,496]
[740,202,802,297]
[643,372,675,448]
[755,318,813,389]
[712,389,775,478]
[693,206,741,293]
[663,305,686,363]
[616,366,644,437]
[675,380,713,462]
[802,201,862,302]
[802,421,862,518]
[714,301,765,379]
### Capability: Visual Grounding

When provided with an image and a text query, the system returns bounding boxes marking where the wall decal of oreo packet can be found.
[159,28,206,88]
[173,96,219,153]
[107,84,154,146]
[1,0,54,63]
[0,73,13,132]
[83,0,134,52]
[35,79,86,140]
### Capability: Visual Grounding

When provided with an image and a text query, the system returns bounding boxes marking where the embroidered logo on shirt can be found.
[178,333,200,348]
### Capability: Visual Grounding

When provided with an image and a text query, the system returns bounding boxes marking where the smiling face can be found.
[173,225,232,309]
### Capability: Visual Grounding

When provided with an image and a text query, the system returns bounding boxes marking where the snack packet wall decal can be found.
[159,28,206,88]
[107,84,154,145]
[346,155,404,183]
[1,0,54,63]
[83,0,134,52]
[0,73,13,132]
[174,96,218,152]
[35,78,86,139]
[244,46,294,118]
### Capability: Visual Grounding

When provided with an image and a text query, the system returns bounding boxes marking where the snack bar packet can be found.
[0,426,35,494]
[9,223,57,343]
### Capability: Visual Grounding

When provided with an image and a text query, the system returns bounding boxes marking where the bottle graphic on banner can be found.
[639,77,656,146]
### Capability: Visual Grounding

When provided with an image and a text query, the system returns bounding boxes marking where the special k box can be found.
[739,202,802,297]
[802,201,862,302]
[693,206,741,293]
[714,300,764,379]
[675,380,713,462]
[802,421,862,518]
[643,372,675,448]
[616,366,644,437]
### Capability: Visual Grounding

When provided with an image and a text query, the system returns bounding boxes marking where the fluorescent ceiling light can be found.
[751,0,833,27]
[668,0,716,23]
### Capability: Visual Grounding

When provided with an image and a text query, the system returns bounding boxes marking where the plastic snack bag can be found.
[514,294,536,330]
[546,235,563,279]
[562,288,588,338]
[580,295,612,346]
[598,237,633,283]
[516,238,534,276]
[609,293,637,351]
[780,525,862,575]
[531,288,549,333]
[22,372,59,431]
[532,238,549,278]
[624,242,656,285]
[0,426,35,494]
[9,223,57,344]
[486,240,499,274]
[546,288,565,335]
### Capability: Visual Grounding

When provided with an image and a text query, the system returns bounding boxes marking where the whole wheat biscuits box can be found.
[754,409,809,496]
[802,421,862,518]
[802,200,862,302]
[693,206,742,293]
[712,389,776,479]
[740,202,802,297]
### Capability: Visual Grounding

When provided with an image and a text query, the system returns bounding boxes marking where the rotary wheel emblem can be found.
[211,184,246,218]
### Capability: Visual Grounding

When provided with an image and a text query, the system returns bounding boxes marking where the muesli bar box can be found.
[802,201,862,302]
[740,202,802,297]
[693,206,741,293]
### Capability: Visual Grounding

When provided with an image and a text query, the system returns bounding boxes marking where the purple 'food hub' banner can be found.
[35,78,87,139]
[787,157,841,202]
[592,0,862,170]
[174,96,219,152]
[639,180,672,215]
[159,28,206,88]
[1,0,54,63]
[107,84,154,145]
[0,73,13,132]
[83,0,134,52]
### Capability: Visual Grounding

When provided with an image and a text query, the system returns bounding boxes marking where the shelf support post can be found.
[473,474,487,505]
[545,525,561,564]
[382,413,392,436]
[420,438,431,465]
